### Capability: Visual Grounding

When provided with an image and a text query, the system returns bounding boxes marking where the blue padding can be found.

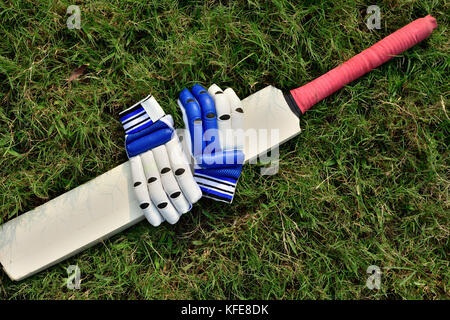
[179,88,205,155]
[179,89,202,123]
[197,166,242,181]
[195,150,245,168]
[127,120,153,135]
[125,120,169,144]
[191,84,217,128]
[191,84,220,148]
[126,128,173,157]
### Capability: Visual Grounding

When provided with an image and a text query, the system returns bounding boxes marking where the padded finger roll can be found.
[178,89,205,156]
[191,84,220,148]
[152,145,191,215]
[165,135,202,204]
[208,84,233,151]
[224,87,244,150]
[129,156,164,226]
[140,150,181,224]
[125,120,174,157]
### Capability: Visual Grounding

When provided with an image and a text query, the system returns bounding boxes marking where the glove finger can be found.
[152,145,191,215]
[224,88,244,150]
[208,84,233,151]
[129,155,164,226]
[119,95,166,135]
[191,84,220,149]
[140,150,181,224]
[178,89,204,156]
[165,135,202,204]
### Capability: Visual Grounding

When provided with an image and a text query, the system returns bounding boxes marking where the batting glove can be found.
[178,84,244,203]
[119,94,202,226]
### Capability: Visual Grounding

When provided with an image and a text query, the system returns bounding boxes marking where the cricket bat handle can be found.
[288,15,437,115]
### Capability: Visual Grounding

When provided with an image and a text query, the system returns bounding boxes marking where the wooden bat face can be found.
[242,86,301,163]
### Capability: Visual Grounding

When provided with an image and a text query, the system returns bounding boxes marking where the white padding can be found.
[151,145,191,215]
[207,84,222,97]
[141,95,166,122]
[140,150,180,224]
[224,87,241,110]
[224,88,244,150]
[208,84,233,150]
[129,156,164,226]
[165,136,202,204]
[159,114,174,130]
[177,99,193,156]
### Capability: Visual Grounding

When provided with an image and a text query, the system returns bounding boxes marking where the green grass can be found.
[0,0,448,299]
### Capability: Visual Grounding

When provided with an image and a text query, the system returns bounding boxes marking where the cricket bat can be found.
[0,16,437,281]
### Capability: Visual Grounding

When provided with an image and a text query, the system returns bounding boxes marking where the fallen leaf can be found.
[68,64,89,82]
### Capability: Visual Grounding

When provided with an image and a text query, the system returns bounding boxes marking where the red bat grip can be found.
[290,15,437,114]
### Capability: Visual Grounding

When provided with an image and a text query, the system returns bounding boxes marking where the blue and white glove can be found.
[119,94,202,226]
[178,84,245,203]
